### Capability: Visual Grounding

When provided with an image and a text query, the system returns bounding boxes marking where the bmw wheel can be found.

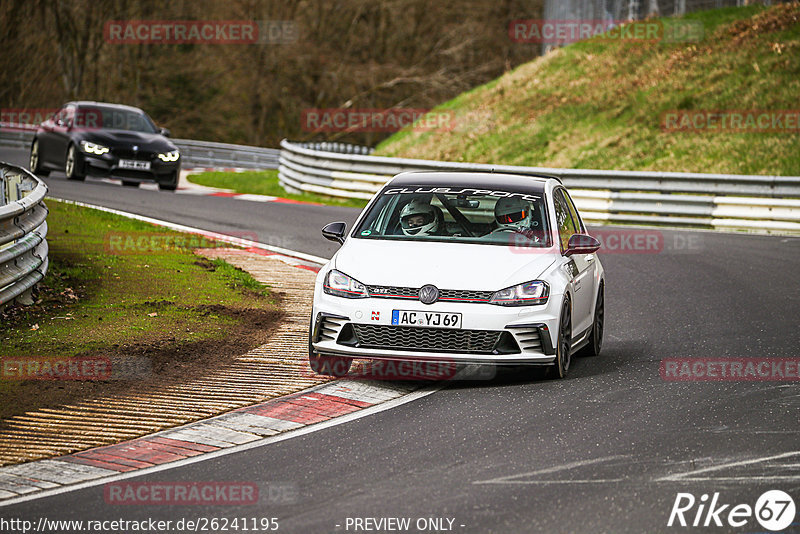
[158,172,178,191]
[65,144,85,181]
[551,297,572,379]
[578,283,604,357]
[29,140,49,176]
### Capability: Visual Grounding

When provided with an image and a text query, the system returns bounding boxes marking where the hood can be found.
[82,130,175,151]
[333,238,557,291]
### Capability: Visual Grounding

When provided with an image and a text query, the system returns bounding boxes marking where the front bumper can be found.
[311,289,561,365]
[83,153,180,183]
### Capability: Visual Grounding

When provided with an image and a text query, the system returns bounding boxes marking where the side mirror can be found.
[159,127,171,137]
[322,222,347,244]
[565,233,601,256]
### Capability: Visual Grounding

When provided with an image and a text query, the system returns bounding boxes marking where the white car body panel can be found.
[333,239,558,291]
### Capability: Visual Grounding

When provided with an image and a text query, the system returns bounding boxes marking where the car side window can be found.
[61,106,75,128]
[553,189,577,252]
[54,108,67,126]
[563,189,585,233]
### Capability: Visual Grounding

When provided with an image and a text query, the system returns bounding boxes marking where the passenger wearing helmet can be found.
[492,196,532,232]
[400,198,443,236]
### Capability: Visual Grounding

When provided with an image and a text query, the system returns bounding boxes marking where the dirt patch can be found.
[726,2,800,45]
[0,304,283,421]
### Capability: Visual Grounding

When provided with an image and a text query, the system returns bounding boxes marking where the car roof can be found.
[66,101,146,113]
[388,171,559,194]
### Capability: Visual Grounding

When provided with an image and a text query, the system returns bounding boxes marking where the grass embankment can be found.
[376,4,800,176]
[0,199,280,419]
[187,169,369,208]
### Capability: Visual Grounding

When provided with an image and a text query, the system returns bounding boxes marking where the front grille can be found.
[350,324,507,354]
[112,148,154,159]
[367,285,494,303]
[367,285,417,299]
[440,289,493,302]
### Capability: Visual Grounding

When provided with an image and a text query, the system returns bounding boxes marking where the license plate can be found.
[118,159,151,170]
[391,310,462,329]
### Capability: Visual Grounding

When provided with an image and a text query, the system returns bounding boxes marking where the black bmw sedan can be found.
[29,101,180,190]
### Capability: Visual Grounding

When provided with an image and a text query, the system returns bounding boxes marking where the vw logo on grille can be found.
[419,284,439,305]
[132,145,139,152]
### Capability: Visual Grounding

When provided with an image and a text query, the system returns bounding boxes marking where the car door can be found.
[36,107,66,166]
[51,104,76,167]
[554,188,594,337]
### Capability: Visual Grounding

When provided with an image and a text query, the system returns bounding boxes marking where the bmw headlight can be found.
[157,150,180,162]
[490,280,549,306]
[80,140,109,155]
[323,269,368,299]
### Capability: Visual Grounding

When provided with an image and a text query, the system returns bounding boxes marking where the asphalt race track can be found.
[2,146,799,533]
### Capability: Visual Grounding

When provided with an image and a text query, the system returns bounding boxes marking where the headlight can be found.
[80,140,109,155]
[157,150,180,162]
[323,269,368,299]
[490,280,549,306]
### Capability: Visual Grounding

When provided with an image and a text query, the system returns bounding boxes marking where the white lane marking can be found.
[478,479,626,484]
[0,385,440,508]
[663,475,800,483]
[48,198,328,265]
[473,455,630,485]
[657,451,800,482]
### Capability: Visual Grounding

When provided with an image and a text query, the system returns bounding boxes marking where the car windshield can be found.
[77,105,158,133]
[353,185,552,248]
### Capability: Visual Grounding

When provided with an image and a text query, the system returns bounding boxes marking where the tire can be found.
[550,297,572,379]
[308,319,352,377]
[65,144,85,181]
[158,172,178,191]
[122,181,139,187]
[309,353,352,377]
[29,139,49,176]
[578,283,604,357]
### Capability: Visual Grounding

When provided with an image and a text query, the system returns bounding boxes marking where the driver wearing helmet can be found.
[400,198,443,236]
[491,196,542,243]
[493,196,532,232]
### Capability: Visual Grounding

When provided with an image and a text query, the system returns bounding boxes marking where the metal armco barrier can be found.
[0,126,280,170]
[0,163,49,307]
[278,139,800,234]
[172,138,279,169]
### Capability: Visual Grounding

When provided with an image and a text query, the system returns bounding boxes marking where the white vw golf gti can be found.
[310,172,604,379]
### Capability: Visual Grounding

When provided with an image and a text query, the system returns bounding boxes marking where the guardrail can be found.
[172,138,279,169]
[0,126,279,170]
[0,163,49,307]
[278,139,800,233]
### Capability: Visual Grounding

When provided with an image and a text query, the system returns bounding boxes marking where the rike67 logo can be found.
[668,490,796,531]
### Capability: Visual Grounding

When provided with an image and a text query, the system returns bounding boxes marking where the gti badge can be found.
[419,284,439,305]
